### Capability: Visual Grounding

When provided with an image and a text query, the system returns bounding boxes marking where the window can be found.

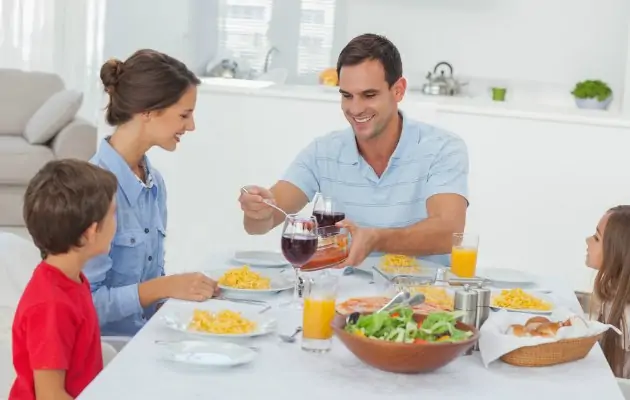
[297,0,336,76]
[213,0,344,84]
[217,0,272,72]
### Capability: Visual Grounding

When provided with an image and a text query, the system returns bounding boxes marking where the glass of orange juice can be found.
[302,271,339,352]
[451,233,479,278]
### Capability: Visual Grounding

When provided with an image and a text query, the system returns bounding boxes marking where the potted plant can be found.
[571,79,613,110]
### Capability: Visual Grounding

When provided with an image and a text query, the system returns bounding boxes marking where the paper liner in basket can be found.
[478,308,621,367]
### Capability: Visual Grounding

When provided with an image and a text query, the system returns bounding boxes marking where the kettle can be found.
[422,62,466,96]
[206,58,239,79]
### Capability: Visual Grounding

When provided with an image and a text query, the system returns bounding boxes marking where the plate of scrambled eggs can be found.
[204,265,294,295]
[162,307,277,338]
[490,288,555,315]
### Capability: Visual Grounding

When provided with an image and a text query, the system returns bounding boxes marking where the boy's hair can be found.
[23,159,118,256]
[594,204,630,376]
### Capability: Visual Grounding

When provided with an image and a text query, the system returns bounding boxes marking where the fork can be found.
[215,296,271,314]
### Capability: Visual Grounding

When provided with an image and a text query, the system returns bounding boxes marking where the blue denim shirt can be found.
[84,139,167,336]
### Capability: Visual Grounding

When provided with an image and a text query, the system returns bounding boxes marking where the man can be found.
[238,33,469,267]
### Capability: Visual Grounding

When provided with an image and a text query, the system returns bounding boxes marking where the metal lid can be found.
[454,284,478,311]
[473,287,492,307]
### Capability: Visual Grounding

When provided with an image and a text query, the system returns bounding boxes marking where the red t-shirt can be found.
[9,262,103,399]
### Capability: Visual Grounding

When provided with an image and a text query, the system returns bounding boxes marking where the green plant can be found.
[571,80,612,101]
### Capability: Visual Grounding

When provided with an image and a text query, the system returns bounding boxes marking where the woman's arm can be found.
[83,254,169,325]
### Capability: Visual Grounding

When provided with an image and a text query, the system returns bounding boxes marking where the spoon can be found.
[278,326,302,343]
[405,293,426,307]
[345,292,422,326]
[377,291,410,314]
[240,186,288,217]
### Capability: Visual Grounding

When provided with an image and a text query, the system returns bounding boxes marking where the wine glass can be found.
[280,214,319,310]
[312,193,345,234]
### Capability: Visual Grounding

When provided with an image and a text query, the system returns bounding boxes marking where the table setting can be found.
[77,194,626,400]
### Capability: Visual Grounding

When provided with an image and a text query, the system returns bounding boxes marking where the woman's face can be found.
[145,85,198,151]
[586,212,610,270]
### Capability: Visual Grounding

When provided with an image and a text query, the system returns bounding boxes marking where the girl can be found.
[84,49,218,337]
[586,205,630,378]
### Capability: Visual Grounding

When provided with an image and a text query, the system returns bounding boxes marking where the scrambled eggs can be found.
[491,288,552,311]
[218,265,271,290]
[188,309,257,334]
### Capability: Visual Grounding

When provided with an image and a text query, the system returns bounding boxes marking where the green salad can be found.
[344,307,473,344]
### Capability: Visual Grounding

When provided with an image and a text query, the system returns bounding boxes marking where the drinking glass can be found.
[450,233,479,278]
[312,193,345,231]
[302,271,339,352]
[280,214,319,310]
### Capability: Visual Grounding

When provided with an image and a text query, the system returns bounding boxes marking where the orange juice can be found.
[451,246,478,277]
[303,298,336,339]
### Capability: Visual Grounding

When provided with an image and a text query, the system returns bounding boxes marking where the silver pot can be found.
[205,59,239,79]
[421,61,467,96]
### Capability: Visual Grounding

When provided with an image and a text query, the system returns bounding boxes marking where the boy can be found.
[9,159,118,400]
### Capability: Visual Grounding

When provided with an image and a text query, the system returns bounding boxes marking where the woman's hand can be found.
[166,272,219,302]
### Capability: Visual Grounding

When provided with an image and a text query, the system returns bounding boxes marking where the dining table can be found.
[77,254,625,400]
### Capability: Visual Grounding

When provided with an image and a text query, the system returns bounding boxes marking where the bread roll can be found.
[532,322,561,337]
[525,316,550,330]
[507,324,530,337]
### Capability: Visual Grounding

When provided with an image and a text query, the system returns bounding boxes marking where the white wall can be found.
[343,0,630,104]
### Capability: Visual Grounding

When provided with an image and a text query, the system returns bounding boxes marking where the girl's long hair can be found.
[594,205,630,377]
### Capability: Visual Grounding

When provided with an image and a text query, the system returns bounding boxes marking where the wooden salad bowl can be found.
[331,313,479,374]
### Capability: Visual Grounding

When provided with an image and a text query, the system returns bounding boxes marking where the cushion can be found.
[0,232,40,308]
[0,69,65,136]
[23,90,83,145]
[0,136,54,185]
[0,306,15,398]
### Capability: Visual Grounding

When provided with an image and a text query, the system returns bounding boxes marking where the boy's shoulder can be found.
[16,264,76,312]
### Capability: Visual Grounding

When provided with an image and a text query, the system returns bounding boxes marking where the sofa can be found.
[0,69,97,226]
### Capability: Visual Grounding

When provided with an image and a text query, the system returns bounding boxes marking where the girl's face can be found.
[586,212,610,270]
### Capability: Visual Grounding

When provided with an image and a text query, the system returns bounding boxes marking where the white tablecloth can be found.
[77,260,624,400]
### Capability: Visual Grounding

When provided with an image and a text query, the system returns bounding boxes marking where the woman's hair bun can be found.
[100,58,124,94]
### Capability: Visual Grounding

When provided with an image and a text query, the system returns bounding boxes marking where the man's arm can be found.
[373,193,467,255]
[373,135,469,256]
[244,140,319,234]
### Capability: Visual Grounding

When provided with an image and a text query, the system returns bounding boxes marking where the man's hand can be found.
[337,220,379,268]
[238,185,276,221]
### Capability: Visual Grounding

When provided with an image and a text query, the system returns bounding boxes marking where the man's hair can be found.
[336,33,403,87]
[23,159,118,256]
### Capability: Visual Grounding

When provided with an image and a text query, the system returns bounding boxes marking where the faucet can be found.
[263,46,279,73]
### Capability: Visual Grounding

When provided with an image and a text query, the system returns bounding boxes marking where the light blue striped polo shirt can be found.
[282,112,469,267]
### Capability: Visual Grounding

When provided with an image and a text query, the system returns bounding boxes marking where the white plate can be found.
[478,267,536,285]
[204,267,294,294]
[232,250,289,267]
[159,340,256,367]
[490,290,555,315]
[161,308,277,338]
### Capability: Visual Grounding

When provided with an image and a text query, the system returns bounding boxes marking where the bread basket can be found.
[500,333,603,367]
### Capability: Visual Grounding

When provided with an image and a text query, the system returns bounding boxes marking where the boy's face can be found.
[85,197,117,257]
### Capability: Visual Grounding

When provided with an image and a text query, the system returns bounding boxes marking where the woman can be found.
[84,49,218,337]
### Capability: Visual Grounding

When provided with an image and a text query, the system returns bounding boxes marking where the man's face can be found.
[338,59,405,142]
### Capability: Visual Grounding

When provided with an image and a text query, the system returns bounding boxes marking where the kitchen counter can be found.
[199,78,630,129]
